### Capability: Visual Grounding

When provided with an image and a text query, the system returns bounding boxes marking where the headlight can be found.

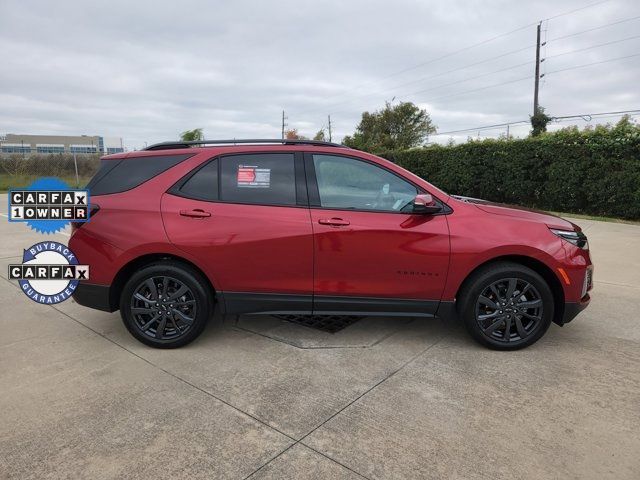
[550,228,589,250]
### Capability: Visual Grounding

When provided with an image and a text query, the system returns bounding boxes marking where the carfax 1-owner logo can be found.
[8,241,89,305]
[8,177,90,234]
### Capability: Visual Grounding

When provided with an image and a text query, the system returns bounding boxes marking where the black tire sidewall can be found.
[459,263,554,350]
[120,262,211,348]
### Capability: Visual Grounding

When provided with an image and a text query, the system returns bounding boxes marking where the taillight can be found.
[71,203,99,233]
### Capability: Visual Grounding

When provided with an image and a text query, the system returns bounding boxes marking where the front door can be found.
[162,152,314,314]
[306,153,450,316]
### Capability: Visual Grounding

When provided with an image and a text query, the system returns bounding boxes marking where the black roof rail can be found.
[143,139,348,151]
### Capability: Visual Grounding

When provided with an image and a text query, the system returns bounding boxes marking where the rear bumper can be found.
[560,293,591,325]
[72,283,116,312]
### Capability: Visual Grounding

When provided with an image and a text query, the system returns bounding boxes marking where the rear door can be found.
[306,153,450,316]
[162,151,314,314]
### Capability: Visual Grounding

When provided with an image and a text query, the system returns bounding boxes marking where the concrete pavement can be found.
[1,195,639,479]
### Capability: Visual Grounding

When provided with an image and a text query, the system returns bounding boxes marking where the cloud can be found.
[1,0,638,149]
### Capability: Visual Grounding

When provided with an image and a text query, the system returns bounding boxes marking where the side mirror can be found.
[413,193,441,214]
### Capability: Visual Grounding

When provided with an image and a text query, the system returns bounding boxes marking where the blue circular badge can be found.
[24,177,73,234]
[17,241,81,305]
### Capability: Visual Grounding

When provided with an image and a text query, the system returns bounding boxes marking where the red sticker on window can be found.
[237,165,271,188]
[237,167,256,183]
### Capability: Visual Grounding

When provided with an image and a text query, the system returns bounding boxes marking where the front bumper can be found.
[560,293,591,325]
[72,282,116,312]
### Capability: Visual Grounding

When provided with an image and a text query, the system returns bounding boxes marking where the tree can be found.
[313,128,327,141]
[342,101,436,152]
[180,128,204,142]
[284,128,307,140]
[530,107,552,137]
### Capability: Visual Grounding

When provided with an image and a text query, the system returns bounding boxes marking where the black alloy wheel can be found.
[120,262,211,348]
[458,262,554,350]
[475,278,543,343]
[130,276,197,341]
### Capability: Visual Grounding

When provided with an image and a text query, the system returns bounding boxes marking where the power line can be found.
[546,34,640,59]
[398,61,532,99]
[545,52,640,75]
[328,51,638,119]
[553,109,640,120]
[299,0,613,109]
[407,75,534,105]
[547,15,640,43]
[335,14,639,116]
[327,74,534,117]
[297,44,535,117]
[434,120,530,136]
[422,51,640,108]
[328,41,637,117]
[433,108,640,136]
[544,0,613,21]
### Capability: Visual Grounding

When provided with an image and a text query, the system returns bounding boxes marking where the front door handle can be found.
[180,209,211,218]
[318,217,350,226]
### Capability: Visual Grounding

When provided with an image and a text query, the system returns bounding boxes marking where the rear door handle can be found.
[180,209,211,218]
[318,217,350,226]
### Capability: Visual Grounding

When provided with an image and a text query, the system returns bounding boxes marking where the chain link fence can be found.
[0,153,102,190]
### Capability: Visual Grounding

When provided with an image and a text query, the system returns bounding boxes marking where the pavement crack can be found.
[242,335,444,480]
[1,274,297,446]
[594,279,640,289]
[300,334,445,441]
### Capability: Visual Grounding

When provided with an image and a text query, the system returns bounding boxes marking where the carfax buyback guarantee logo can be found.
[8,241,89,304]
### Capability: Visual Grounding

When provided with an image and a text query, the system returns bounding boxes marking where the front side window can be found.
[220,153,296,206]
[313,154,417,212]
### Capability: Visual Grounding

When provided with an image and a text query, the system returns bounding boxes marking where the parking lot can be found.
[1,194,639,480]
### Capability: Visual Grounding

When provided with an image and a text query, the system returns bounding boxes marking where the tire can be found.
[457,262,554,350]
[119,261,212,348]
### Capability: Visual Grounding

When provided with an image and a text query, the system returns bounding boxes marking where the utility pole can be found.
[281,110,288,139]
[533,21,542,116]
[327,115,332,142]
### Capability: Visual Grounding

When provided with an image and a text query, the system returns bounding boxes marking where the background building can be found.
[0,134,125,154]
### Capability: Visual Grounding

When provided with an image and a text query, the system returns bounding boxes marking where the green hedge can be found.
[380,119,640,220]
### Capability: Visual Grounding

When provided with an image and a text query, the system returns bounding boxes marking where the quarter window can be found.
[220,154,296,206]
[179,159,219,201]
[312,154,417,212]
[87,154,193,195]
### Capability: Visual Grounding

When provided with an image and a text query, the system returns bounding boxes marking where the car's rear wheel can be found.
[458,262,554,350]
[120,262,211,348]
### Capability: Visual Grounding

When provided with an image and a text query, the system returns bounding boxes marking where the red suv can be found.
[70,139,592,350]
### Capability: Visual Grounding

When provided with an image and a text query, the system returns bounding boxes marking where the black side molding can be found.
[313,295,438,317]
[221,292,439,317]
[223,292,313,315]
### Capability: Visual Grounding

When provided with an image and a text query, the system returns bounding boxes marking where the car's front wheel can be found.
[458,262,554,350]
[120,261,212,348]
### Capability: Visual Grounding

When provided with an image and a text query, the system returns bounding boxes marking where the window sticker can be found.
[237,165,271,188]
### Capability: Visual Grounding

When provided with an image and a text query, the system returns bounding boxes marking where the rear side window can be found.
[177,159,219,201]
[87,154,193,195]
[220,153,296,206]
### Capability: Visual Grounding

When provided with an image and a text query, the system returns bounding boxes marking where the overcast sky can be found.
[1,0,638,149]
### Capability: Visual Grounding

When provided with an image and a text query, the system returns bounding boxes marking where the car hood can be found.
[453,195,578,230]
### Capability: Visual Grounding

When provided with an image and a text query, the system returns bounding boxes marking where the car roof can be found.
[102,139,353,160]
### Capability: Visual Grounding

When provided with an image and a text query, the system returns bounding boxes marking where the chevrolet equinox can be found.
[70,139,593,350]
